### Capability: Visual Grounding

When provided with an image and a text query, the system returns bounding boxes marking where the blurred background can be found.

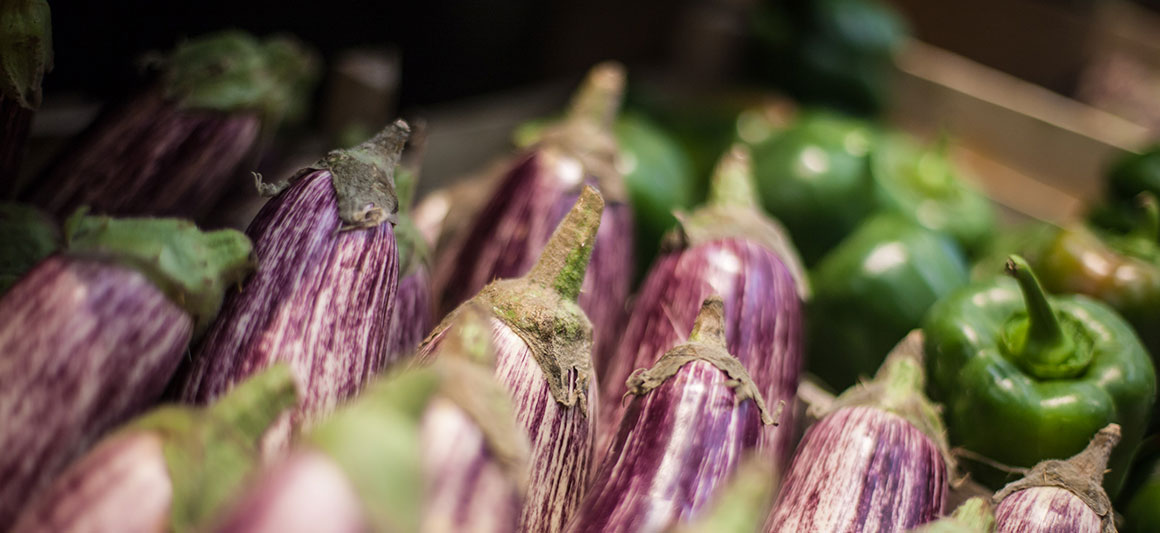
[26,0,1160,220]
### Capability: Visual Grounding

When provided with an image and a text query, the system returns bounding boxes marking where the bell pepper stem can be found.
[526,185,604,301]
[1004,255,1078,372]
[564,62,625,131]
[707,144,761,210]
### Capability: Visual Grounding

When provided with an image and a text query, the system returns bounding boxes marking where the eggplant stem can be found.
[688,295,727,348]
[707,144,760,210]
[526,185,604,301]
[565,62,625,130]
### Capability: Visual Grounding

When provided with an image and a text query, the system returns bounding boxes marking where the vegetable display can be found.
[434,62,634,375]
[12,365,296,533]
[421,186,603,533]
[923,256,1156,498]
[567,296,776,533]
[765,331,950,533]
[175,121,409,452]
[808,213,969,390]
[992,424,1121,533]
[0,213,253,529]
[0,0,51,194]
[22,31,318,219]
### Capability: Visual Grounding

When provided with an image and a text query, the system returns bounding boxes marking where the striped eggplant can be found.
[0,202,59,294]
[992,424,1120,533]
[420,186,604,533]
[0,215,253,529]
[22,31,318,219]
[433,62,633,380]
[11,365,297,533]
[765,331,950,533]
[0,0,51,194]
[219,313,527,533]
[176,120,409,453]
[910,498,995,533]
[598,145,806,471]
[672,456,780,533]
[566,296,777,533]
[385,121,433,366]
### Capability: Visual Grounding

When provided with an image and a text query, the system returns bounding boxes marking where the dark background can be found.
[49,0,686,108]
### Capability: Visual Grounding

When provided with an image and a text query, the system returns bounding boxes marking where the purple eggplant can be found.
[176,121,409,452]
[599,145,805,471]
[22,31,318,219]
[420,186,604,533]
[11,365,296,533]
[0,0,51,193]
[220,310,527,533]
[384,123,433,366]
[0,215,253,529]
[433,62,634,380]
[672,456,780,533]
[764,331,950,533]
[566,296,777,533]
[992,424,1120,533]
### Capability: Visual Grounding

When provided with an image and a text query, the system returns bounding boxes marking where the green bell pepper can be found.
[808,213,968,390]
[1123,436,1160,533]
[923,255,1156,499]
[870,135,995,255]
[1090,145,1160,233]
[751,111,877,265]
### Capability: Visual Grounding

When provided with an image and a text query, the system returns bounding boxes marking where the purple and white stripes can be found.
[994,487,1101,533]
[0,257,192,528]
[598,238,801,468]
[568,359,762,533]
[176,169,398,448]
[765,406,947,533]
[386,265,433,365]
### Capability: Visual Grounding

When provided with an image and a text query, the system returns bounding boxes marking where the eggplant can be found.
[219,310,527,533]
[0,0,51,194]
[11,365,296,533]
[566,296,777,533]
[764,331,950,533]
[23,31,318,219]
[599,145,805,471]
[992,424,1120,533]
[433,62,634,380]
[0,215,253,529]
[910,498,995,533]
[420,186,604,533]
[176,121,409,452]
[672,456,780,533]
[385,122,433,366]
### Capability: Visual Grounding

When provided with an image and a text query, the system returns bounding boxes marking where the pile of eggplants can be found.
[9,45,1160,533]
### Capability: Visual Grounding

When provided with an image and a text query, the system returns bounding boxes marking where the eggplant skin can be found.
[600,238,802,469]
[434,153,634,379]
[11,432,172,533]
[766,406,948,533]
[177,170,398,445]
[0,256,192,529]
[568,360,762,533]
[214,450,369,533]
[385,266,433,367]
[994,487,1101,533]
[420,397,522,533]
[0,96,34,195]
[24,88,259,219]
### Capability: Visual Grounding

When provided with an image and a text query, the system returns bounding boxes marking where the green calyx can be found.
[910,497,994,532]
[1001,255,1093,380]
[62,210,255,336]
[0,202,59,295]
[707,144,761,210]
[0,0,52,109]
[317,119,410,229]
[128,365,298,532]
[527,184,604,301]
[392,123,431,276]
[161,30,319,123]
